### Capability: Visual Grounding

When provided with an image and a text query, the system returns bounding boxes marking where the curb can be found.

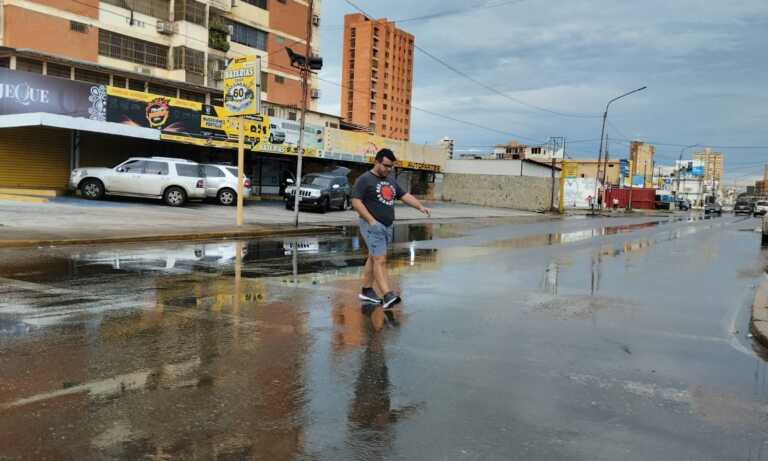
[750,281,768,348]
[0,226,340,249]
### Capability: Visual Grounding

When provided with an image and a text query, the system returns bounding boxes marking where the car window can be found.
[758,201,768,206]
[203,166,226,178]
[143,161,169,175]
[176,164,204,178]
[119,160,146,173]
[303,176,331,187]
[226,167,240,177]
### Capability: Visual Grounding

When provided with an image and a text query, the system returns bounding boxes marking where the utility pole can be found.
[292,0,315,227]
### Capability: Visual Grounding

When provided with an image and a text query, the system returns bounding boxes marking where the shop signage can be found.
[223,56,260,117]
[106,87,202,135]
[0,68,106,120]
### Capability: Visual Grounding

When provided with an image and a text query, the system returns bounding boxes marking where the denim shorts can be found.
[359,219,394,257]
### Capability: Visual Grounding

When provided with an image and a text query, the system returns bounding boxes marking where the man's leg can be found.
[362,256,374,288]
[372,255,391,295]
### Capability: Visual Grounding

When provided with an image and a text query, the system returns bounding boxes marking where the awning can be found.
[0,112,161,140]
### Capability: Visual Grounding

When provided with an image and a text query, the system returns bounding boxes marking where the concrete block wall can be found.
[441,173,558,212]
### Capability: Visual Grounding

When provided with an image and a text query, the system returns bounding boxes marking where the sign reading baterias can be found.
[106,87,202,135]
[223,56,261,117]
[0,68,106,120]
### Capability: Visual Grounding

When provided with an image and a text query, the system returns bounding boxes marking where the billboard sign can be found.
[260,117,324,157]
[106,87,202,135]
[0,68,106,120]
[200,104,268,150]
[222,56,260,117]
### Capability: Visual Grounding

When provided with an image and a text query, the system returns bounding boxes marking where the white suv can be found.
[69,157,206,207]
[201,164,252,206]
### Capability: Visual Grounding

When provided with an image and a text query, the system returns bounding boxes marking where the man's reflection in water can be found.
[346,305,421,458]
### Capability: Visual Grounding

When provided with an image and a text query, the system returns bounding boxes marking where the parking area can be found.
[0,195,539,246]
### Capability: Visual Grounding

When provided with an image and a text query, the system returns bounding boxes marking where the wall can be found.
[441,173,557,211]
[445,159,558,178]
[4,6,98,62]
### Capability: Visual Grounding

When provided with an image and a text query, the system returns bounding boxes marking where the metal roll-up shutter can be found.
[0,127,70,189]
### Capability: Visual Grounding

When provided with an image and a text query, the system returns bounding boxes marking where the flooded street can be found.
[1,214,768,460]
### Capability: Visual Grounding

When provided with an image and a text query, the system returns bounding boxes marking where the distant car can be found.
[677,199,691,211]
[285,172,351,212]
[69,157,206,207]
[734,201,754,215]
[704,202,722,216]
[202,164,252,206]
[268,123,286,144]
[754,201,768,217]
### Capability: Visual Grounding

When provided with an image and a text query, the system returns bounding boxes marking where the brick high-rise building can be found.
[341,14,414,141]
[693,148,724,182]
[629,141,655,186]
[0,0,320,110]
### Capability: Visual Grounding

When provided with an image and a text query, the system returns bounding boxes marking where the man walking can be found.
[352,149,431,308]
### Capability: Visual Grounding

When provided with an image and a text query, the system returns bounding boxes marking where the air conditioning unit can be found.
[135,66,153,75]
[156,20,175,35]
[311,15,320,26]
[214,70,224,81]
[310,88,320,99]
[227,24,234,36]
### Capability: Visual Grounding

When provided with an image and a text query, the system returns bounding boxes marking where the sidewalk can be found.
[751,282,768,349]
[0,196,537,247]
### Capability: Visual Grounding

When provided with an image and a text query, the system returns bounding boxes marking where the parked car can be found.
[268,123,286,144]
[734,200,754,215]
[704,202,722,216]
[284,172,351,212]
[69,157,206,207]
[754,200,768,217]
[677,199,691,211]
[202,164,252,206]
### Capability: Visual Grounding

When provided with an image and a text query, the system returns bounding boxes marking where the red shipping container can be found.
[604,187,656,210]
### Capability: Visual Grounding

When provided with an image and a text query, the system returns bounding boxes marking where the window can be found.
[129,79,146,91]
[275,75,285,84]
[0,57,9,68]
[74,68,110,85]
[176,163,204,177]
[16,58,43,74]
[143,161,169,175]
[112,76,127,87]
[267,107,276,116]
[242,0,267,8]
[288,111,297,121]
[147,83,176,97]
[229,21,268,51]
[70,21,88,33]
[99,30,169,68]
[120,160,147,173]
[102,0,170,20]
[179,90,205,102]
[203,165,226,178]
[172,46,204,74]
[46,62,71,79]
[174,0,206,26]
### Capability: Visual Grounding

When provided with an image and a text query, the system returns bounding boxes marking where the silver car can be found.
[69,157,206,207]
[202,164,252,206]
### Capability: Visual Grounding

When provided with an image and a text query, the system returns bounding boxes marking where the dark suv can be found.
[285,172,351,212]
[734,201,753,215]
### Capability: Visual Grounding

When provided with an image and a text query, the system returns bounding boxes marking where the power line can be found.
[341,0,602,120]
[322,0,529,29]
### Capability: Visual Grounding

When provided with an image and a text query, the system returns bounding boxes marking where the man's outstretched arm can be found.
[400,193,430,217]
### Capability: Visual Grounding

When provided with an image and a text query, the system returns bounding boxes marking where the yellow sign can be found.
[107,86,202,111]
[223,56,260,117]
[562,162,579,178]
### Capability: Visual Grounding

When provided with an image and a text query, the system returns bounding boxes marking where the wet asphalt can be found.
[1,213,767,460]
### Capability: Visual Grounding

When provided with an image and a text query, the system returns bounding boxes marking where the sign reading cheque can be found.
[223,56,260,117]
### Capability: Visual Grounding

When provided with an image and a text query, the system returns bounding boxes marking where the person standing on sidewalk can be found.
[352,149,431,309]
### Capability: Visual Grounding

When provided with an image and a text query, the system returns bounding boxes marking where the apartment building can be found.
[0,0,320,108]
[693,148,724,182]
[341,13,414,141]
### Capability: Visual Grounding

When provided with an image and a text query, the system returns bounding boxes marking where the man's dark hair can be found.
[375,148,397,163]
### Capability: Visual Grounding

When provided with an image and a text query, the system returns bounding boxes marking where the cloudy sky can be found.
[315,0,768,184]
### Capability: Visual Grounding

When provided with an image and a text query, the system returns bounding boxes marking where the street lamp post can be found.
[676,144,698,209]
[594,86,647,214]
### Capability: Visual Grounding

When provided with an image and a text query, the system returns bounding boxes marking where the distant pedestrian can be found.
[587,195,594,211]
[352,149,431,309]
[613,197,619,210]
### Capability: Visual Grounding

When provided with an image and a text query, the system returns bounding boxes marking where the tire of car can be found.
[217,188,236,206]
[80,179,104,200]
[321,196,330,213]
[163,186,187,207]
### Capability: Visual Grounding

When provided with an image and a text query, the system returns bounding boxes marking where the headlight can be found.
[311,190,321,198]
[286,186,295,194]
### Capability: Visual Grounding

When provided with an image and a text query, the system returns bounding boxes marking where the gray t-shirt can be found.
[352,171,405,227]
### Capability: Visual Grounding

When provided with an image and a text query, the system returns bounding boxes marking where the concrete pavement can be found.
[0,196,538,247]
[751,282,768,348]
